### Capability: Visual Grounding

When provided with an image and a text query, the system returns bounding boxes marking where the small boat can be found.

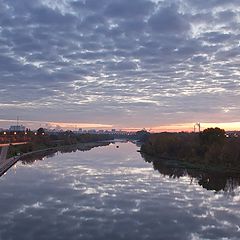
[116,146,119,148]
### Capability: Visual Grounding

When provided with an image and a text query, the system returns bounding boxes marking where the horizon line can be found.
[0,119,240,132]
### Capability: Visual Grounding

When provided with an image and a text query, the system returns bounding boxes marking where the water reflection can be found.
[20,142,112,165]
[142,153,240,193]
[1,142,240,240]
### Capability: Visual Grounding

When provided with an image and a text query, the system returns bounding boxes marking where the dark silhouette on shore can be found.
[141,128,240,172]
[142,153,240,192]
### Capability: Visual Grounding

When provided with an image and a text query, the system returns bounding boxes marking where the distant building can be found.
[9,125,26,132]
[87,129,97,134]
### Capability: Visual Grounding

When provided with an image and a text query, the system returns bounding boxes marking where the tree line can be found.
[7,128,114,158]
[141,128,240,170]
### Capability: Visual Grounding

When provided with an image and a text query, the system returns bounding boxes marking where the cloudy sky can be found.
[0,0,240,131]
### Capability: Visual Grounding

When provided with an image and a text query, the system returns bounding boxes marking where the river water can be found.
[0,142,240,240]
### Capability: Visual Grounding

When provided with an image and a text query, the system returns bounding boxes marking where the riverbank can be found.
[0,156,20,176]
[6,132,114,158]
[140,128,240,174]
[140,151,240,174]
[0,141,113,176]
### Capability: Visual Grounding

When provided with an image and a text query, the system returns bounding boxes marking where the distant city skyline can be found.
[0,118,240,132]
[0,0,239,130]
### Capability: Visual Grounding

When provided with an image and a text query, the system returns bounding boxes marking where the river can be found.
[0,141,240,240]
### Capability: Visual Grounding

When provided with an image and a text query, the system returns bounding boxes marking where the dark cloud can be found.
[148,5,190,34]
[104,0,154,19]
[31,7,76,26]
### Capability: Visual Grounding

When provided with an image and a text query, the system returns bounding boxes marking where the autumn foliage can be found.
[141,128,240,168]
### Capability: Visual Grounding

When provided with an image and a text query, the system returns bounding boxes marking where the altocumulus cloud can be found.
[0,0,240,129]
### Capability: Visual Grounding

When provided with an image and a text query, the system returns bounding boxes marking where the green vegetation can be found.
[141,128,240,171]
[7,130,114,158]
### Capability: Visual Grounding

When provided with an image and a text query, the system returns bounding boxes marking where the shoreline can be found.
[0,141,113,176]
[140,151,240,175]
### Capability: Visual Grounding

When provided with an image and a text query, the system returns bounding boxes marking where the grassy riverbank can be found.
[141,128,240,173]
[7,132,114,158]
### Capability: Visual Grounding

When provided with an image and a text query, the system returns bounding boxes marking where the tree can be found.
[135,129,150,142]
[37,128,45,135]
[199,127,226,146]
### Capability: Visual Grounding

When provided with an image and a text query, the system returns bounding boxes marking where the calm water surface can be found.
[0,142,240,240]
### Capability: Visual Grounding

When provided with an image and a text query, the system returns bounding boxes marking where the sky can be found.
[0,0,240,131]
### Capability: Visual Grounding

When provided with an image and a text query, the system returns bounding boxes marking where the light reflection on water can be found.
[0,142,240,240]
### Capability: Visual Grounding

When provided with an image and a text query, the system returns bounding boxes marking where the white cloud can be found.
[0,0,239,129]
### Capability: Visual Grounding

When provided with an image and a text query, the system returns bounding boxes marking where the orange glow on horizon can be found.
[151,122,240,132]
[48,121,113,129]
[0,119,239,132]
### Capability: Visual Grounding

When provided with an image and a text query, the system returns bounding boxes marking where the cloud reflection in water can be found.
[0,142,239,240]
